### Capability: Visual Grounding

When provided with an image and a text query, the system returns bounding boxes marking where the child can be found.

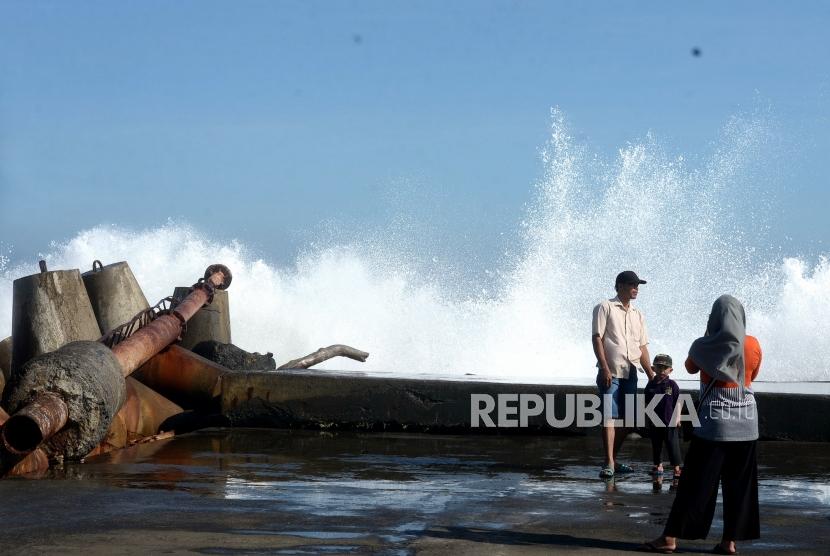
[644,354,682,480]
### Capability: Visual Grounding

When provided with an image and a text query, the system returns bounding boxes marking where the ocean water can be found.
[1,111,827,384]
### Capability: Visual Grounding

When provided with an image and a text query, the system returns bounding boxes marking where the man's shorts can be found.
[597,367,638,421]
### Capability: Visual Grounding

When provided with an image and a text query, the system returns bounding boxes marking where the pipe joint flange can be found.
[190,279,216,305]
[170,307,189,339]
[204,264,232,290]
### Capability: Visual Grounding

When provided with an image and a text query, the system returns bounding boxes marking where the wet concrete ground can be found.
[0,429,828,555]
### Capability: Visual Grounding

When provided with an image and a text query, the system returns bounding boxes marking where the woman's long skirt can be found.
[663,436,760,540]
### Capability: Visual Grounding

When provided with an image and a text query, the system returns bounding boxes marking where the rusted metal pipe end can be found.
[2,392,69,455]
[4,417,44,455]
[204,264,232,290]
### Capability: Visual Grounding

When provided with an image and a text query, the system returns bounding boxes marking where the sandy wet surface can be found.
[0,429,827,555]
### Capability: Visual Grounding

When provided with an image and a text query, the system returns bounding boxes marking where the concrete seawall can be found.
[219,369,830,442]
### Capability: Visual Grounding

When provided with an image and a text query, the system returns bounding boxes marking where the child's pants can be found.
[650,426,683,467]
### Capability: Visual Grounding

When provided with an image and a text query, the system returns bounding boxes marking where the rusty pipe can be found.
[111,264,231,377]
[2,392,69,455]
[134,345,227,410]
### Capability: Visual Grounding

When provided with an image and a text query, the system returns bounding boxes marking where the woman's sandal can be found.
[712,544,737,555]
[638,541,675,553]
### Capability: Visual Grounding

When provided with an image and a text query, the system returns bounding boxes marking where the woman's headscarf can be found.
[688,294,746,388]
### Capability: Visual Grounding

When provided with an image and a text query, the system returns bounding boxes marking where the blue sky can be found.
[1,1,828,265]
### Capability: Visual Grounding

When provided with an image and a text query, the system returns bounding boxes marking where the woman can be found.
[642,295,761,555]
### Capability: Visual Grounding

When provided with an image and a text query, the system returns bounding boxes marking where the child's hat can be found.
[653,354,673,367]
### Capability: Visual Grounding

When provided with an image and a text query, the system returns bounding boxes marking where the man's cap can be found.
[653,354,673,368]
[615,270,646,286]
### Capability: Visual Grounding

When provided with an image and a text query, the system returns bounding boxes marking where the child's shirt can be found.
[644,376,680,427]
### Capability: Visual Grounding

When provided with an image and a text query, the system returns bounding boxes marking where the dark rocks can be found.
[191,341,276,371]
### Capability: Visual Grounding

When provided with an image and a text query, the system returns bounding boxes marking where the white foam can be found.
[1,110,827,384]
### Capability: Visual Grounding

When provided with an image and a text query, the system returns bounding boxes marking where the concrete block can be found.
[11,268,101,378]
[173,288,231,350]
[0,336,11,382]
[82,260,150,334]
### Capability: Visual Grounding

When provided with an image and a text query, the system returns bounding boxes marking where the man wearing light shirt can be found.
[592,270,655,478]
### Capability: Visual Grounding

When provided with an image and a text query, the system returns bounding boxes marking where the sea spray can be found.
[1,112,826,383]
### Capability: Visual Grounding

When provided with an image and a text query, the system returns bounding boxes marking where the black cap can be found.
[653,354,673,367]
[615,270,646,286]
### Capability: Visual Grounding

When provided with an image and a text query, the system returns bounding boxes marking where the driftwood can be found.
[128,430,175,446]
[277,344,369,370]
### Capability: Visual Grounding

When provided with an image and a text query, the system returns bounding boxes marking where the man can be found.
[592,270,654,478]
